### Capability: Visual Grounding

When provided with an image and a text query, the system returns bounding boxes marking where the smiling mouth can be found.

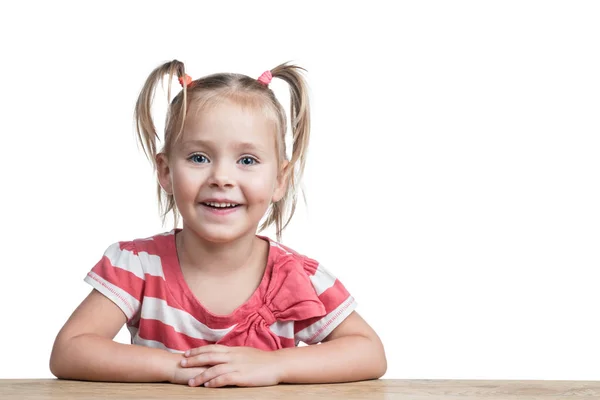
[201,202,241,209]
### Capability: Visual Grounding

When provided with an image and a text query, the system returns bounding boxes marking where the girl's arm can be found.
[276,311,387,383]
[49,289,202,383]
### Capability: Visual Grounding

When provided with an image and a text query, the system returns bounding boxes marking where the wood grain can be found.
[1,379,599,399]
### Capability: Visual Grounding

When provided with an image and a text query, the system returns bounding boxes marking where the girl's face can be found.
[158,99,287,243]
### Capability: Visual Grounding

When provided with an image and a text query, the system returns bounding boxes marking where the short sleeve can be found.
[293,257,357,345]
[84,241,145,322]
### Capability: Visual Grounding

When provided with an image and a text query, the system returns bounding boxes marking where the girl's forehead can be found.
[191,96,276,125]
[178,138,271,159]
[178,100,279,153]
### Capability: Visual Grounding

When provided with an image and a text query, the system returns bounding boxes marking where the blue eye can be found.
[239,156,258,166]
[189,154,209,164]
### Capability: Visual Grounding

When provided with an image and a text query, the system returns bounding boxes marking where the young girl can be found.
[49,60,387,388]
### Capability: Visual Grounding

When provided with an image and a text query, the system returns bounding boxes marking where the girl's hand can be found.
[170,362,208,385]
[180,344,284,388]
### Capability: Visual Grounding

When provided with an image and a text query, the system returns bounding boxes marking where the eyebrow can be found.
[180,139,266,153]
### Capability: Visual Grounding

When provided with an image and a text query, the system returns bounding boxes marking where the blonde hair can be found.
[134,60,311,241]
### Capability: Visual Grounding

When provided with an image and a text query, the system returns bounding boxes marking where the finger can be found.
[189,364,233,387]
[204,371,242,388]
[181,352,231,367]
[185,344,229,357]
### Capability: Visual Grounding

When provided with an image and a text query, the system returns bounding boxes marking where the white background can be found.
[0,0,599,380]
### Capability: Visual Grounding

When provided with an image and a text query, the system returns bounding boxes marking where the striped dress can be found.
[84,229,357,352]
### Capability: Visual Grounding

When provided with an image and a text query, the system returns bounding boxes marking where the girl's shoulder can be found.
[85,230,177,321]
[257,237,357,345]
[260,237,321,274]
[94,230,176,273]
[260,237,337,294]
[106,229,176,251]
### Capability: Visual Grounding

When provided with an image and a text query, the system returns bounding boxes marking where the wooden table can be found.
[1,379,599,399]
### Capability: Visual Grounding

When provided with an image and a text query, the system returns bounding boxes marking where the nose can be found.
[208,161,235,188]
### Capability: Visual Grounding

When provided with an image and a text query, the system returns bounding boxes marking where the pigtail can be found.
[134,59,189,228]
[262,63,311,241]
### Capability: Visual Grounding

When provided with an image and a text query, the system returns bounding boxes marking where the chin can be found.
[195,226,254,244]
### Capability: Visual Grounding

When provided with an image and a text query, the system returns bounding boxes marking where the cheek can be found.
[245,176,277,205]
[171,167,201,199]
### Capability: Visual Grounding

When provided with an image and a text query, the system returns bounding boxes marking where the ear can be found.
[272,160,290,203]
[156,153,173,195]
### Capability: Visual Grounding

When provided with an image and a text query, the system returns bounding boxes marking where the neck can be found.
[175,226,261,277]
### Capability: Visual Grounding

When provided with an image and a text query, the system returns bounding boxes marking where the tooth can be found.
[204,202,238,208]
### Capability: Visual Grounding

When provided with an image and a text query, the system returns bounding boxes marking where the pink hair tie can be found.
[178,74,193,88]
[257,70,272,86]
